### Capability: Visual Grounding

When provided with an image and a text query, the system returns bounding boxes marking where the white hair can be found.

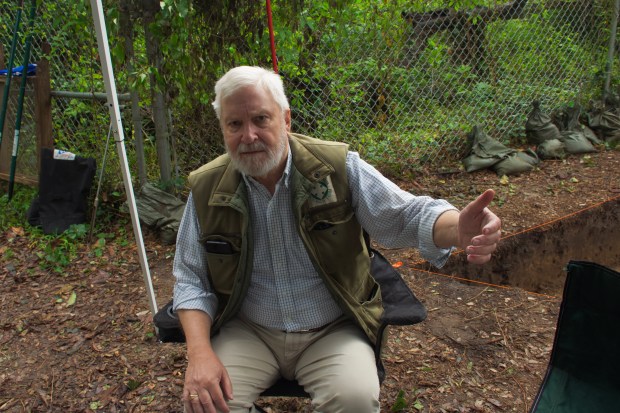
[212,66,290,119]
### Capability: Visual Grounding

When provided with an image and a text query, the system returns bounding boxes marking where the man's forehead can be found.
[221,87,280,116]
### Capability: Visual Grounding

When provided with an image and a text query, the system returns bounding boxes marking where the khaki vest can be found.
[188,133,383,344]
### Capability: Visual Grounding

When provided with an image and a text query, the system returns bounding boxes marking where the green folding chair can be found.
[530,261,620,413]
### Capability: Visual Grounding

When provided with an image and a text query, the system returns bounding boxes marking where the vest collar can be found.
[289,133,335,182]
[208,158,245,208]
[209,134,336,207]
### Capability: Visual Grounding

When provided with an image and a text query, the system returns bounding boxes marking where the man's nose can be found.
[240,122,259,144]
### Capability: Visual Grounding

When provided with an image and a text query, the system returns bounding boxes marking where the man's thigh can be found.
[211,318,280,412]
[295,321,380,413]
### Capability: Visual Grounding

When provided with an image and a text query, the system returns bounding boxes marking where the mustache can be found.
[237,142,268,154]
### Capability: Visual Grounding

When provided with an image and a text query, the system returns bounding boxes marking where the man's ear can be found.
[284,109,292,131]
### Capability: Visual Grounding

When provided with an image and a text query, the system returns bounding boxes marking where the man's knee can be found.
[310,372,380,412]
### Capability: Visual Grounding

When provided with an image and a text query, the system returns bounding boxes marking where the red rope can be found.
[266,0,278,73]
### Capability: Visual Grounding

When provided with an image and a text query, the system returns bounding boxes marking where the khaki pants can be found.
[210,316,380,413]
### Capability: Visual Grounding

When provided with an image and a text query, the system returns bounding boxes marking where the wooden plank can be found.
[0,171,37,186]
[34,43,53,151]
[0,76,15,179]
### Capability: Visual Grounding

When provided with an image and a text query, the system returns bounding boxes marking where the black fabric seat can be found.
[26,148,96,234]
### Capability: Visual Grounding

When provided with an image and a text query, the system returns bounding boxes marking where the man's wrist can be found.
[433,209,460,249]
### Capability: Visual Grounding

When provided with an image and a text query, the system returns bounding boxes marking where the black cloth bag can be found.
[27,148,96,234]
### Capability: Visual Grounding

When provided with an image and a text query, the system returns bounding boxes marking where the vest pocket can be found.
[304,202,354,230]
[201,235,241,295]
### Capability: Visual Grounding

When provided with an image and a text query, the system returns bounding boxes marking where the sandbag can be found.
[536,138,566,159]
[587,107,620,146]
[135,183,185,244]
[493,150,539,176]
[559,131,597,154]
[462,125,515,172]
[525,101,561,145]
[582,125,601,146]
[560,103,601,153]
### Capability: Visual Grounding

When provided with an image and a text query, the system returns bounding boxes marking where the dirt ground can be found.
[1,149,619,412]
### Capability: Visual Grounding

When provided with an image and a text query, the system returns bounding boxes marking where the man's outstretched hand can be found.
[458,189,502,264]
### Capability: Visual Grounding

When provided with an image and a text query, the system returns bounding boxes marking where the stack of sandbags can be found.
[526,101,598,159]
[525,100,566,160]
[587,102,620,148]
[463,125,539,176]
[554,104,598,154]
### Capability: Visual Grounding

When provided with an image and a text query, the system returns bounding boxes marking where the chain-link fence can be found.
[0,0,617,192]
[0,1,137,193]
[0,1,37,184]
[271,0,613,174]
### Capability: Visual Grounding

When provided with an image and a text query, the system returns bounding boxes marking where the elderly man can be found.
[173,66,502,413]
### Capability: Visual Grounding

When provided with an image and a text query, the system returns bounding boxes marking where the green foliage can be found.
[391,388,425,412]
[2,0,616,191]
[270,0,612,170]
[391,390,409,412]
[0,182,131,274]
[0,185,37,231]
[34,224,88,273]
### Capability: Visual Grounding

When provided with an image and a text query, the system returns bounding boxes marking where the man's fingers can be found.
[210,389,230,413]
[466,253,492,265]
[483,221,502,236]
[472,228,501,246]
[198,395,218,413]
[204,380,230,413]
[221,370,234,401]
[466,243,497,257]
[184,397,205,413]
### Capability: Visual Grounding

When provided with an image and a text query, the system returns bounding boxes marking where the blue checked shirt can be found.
[173,150,456,331]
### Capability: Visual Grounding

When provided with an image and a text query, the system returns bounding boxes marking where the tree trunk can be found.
[402,0,529,73]
[119,1,147,187]
[142,0,172,184]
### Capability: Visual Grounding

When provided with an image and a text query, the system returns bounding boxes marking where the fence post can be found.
[34,42,53,154]
[604,0,620,98]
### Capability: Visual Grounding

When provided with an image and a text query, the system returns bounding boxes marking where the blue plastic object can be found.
[0,63,37,77]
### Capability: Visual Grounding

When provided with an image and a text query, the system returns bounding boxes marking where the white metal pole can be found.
[89,0,158,317]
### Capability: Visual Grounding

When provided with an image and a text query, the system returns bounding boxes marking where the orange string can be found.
[405,194,620,299]
[411,267,559,299]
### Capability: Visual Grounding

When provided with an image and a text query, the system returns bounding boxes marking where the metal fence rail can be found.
[0,0,616,191]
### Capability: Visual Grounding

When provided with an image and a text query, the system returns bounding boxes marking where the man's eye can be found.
[255,116,268,124]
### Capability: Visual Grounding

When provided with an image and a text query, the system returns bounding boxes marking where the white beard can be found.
[227,132,288,178]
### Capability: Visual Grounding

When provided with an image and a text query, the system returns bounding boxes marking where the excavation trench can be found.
[430,198,620,295]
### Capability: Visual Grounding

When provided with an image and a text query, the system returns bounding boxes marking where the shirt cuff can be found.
[418,204,458,268]
[172,284,219,322]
